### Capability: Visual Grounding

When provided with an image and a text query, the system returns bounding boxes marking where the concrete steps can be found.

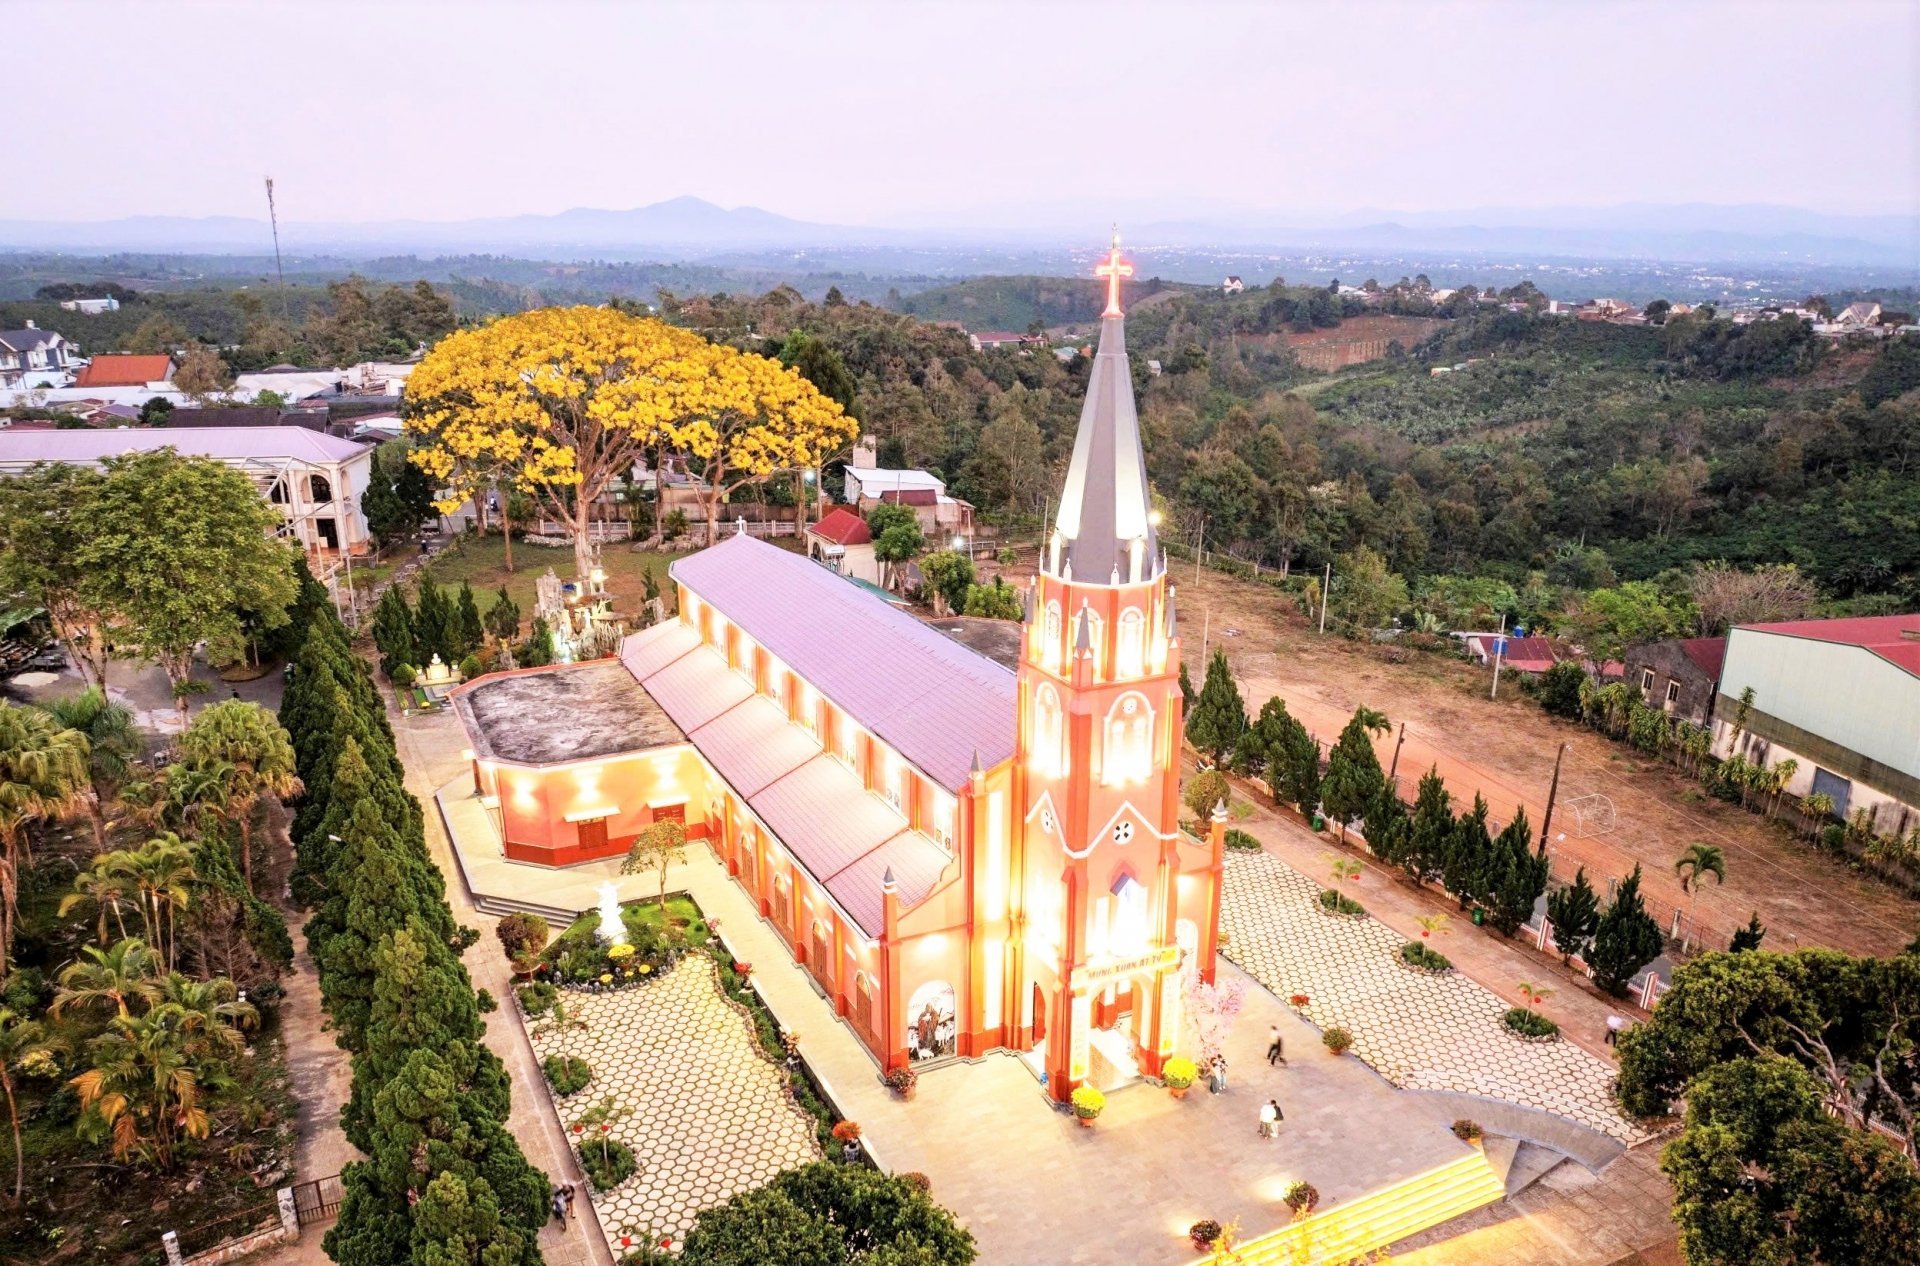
[1215,1152,1507,1266]
[1401,1090,1627,1173]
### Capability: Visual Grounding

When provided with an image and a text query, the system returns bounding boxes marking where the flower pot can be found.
[893,1083,917,1102]
[1192,1236,1216,1252]
[1168,1085,1189,1100]
[1075,1114,1095,1128]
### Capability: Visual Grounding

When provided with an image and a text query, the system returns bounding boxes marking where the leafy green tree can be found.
[621,819,686,910]
[0,463,113,687]
[1319,707,1389,842]
[1663,1057,1920,1266]
[1333,545,1409,629]
[76,451,298,717]
[361,471,410,547]
[1546,868,1601,964]
[411,1170,537,1266]
[1537,661,1588,719]
[960,578,1022,620]
[873,522,925,591]
[1232,696,1304,784]
[484,586,521,644]
[0,1006,45,1198]
[1589,865,1664,997]
[176,700,300,890]
[1184,649,1247,765]
[920,549,975,616]
[1561,581,1694,660]
[372,585,416,679]
[678,1161,975,1266]
[1182,769,1229,824]
[453,583,485,658]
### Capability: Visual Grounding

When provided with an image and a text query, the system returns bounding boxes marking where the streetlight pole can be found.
[1540,741,1570,844]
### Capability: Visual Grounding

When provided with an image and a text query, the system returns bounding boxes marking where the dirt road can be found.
[1173,564,1916,958]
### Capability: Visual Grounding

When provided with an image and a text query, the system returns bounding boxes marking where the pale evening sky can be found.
[7,0,1916,226]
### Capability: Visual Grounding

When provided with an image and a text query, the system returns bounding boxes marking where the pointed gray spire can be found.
[1052,245,1156,585]
[1074,604,1093,656]
[970,748,984,779]
[882,866,897,891]
[1165,595,1178,640]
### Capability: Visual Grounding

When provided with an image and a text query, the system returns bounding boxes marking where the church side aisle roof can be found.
[670,534,1017,792]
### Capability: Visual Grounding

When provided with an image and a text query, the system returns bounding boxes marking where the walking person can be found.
[1258,1098,1277,1139]
[1605,1014,1626,1046]
[562,1181,577,1220]
[550,1185,567,1230]
[1266,1026,1286,1066]
[1211,1053,1229,1093]
[1268,1097,1284,1137]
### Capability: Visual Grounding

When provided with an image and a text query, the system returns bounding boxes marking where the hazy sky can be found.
[9,0,1916,225]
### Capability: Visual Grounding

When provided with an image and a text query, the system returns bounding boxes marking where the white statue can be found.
[595,881,628,947]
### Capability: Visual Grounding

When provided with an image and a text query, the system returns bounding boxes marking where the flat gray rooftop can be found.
[922,616,1024,671]
[454,660,684,766]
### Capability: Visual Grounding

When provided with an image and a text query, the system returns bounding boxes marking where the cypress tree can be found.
[1590,865,1665,996]
[454,582,485,658]
[1405,767,1454,885]
[1728,912,1767,952]
[1184,648,1247,764]
[1486,808,1548,935]
[411,1172,536,1266]
[1276,713,1322,813]
[1321,710,1387,842]
[413,573,455,665]
[1546,867,1601,964]
[519,615,554,667]
[485,585,521,644]
[1232,696,1299,782]
[1443,793,1493,909]
[370,585,415,679]
[1178,659,1195,712]
[1364,784,1411,867]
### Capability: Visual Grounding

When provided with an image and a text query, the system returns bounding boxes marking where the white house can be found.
[0,323,79,387]
[1713,614,1920,839]
[58,297,120,315]
[0,426,378,595]
[1834,301,1883,328]
[1222,276,1245,295]
[841,466,975,539]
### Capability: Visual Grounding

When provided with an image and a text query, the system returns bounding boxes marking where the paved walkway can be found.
[521,959,820,1254]
[1224,851,1645,1146]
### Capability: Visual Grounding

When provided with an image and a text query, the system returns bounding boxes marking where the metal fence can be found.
[291,1173,344,1226]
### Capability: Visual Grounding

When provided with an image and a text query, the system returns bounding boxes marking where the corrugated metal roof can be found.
[643,651,753,731]
[671,534,1015,792]
[690,694,821,797]
[749,756,904,880]
[72,354,175,387]
[0,425,371,465]
[1740,613,1920,677]
[825,831,948,937]
[808,507,871,546]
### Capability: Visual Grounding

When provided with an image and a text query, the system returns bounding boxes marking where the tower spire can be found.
[1050,229,1156,585]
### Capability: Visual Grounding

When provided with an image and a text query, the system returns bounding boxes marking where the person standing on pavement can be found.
[1258,1099,1277,1138]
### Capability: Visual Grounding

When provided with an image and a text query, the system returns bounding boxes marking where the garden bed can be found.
[1501,1007,1561,1043]
[1317,888,1367,919]
[1398,941,1454,975]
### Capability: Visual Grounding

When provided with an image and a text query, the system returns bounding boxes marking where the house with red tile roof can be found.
[451,240,1222,1096]
[1715,613,1920,839]
[1622,635,1725,727]
[72,353,175,388]
[803,506,880,584]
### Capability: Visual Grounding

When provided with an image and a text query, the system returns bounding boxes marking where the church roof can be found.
[1053,275,1157,584]
[670,534,1016,792]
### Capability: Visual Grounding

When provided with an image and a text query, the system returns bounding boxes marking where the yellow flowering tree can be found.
[657,341,857,543]
[404,306,850,577]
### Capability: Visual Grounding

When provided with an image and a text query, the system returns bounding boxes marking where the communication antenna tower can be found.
[264,177,285,288]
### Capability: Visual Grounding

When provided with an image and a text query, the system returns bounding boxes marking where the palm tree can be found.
[70,1007,220,1169]
[1762,758,1798,819]
[0,1006,45,1199]
[1674,842,1727,951]
[1516,981,1553,1015]
[163,759,234,839]
[536,995,590,1068]
[1354,706,1391,739]
[42,689,141,851]
[1799,792,1836,841]
[122,836,196,971]
[59,854,137,945]
[1416,913,1452,939]
[1324,854,1363,886]
[0,703,91,977]
[53,937,162,1021]
[154,974,256,1062]
[174,702,301,891]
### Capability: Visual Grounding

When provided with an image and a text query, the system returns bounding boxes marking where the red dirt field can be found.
[1169,564,1918,959]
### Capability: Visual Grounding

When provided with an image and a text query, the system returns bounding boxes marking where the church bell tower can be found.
[1011,234,1223,1102]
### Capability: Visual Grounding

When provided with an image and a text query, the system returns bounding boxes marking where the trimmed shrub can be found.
[579,1138,637,1190]
[1223,827,1261,850]
[1318,888,1366,917]
[1322,1026,1353,1054]
[1502,1007,1560,1040]
[1400,941,1453,972]
[544,1054,593,1096]
[516,981,557,1017]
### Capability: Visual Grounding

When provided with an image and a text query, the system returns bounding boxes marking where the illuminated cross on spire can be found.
[1095,228,1133,318]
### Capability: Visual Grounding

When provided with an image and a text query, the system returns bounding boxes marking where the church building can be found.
[452,239,1223,1100]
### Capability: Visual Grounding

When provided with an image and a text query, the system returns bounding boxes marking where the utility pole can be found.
[1388,721,1407,785]
[1318,562,1332,635]
[1489,612,1508,700]
[263,177,285,289]
[1200,605,1211,663]
[1193,518,1207,586]
[1539,741,1570,845]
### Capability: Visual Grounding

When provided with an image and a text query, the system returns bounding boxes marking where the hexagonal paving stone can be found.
[521,955,822,1255]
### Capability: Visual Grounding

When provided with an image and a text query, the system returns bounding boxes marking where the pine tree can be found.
[1364,783,1411,867]
[1486,809,1548,935]
[412,573,455,665]
[370,585,415,679]
[1232,696,1299,783]
[1276,714,1322,814]
[519,615,554,668]
[453,582,484,658]
[360,472,408,547]
[1729,912,1767,952]
[1178,659,1195,713]
[1443,794,1493,909]
[1320,709,1388,842]
[1184,649,1246,764]
[1546,867,1601,963]
[484,586,521,644]
[1589,865,1665,996]
[411,1172,536,1266]
[1404,767,1454,885]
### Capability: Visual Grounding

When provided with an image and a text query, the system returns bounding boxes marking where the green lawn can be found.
[552,893,713,950]
[413,535,691,625]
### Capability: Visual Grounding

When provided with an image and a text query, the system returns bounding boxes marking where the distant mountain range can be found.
[1,195,1913,269]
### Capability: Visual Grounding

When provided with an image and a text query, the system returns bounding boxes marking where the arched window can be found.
[308,473,332,503]
[1084,610,1105,679]
[1042,600,1062,669]
[1103,692,1154,785]
[1031,683,1064,777]
[1110,873,1149,955]
[1117,607,1146,678]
